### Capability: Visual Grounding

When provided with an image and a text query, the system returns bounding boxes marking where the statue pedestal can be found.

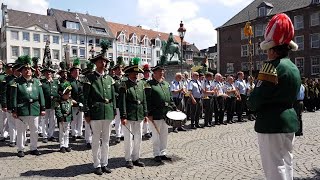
[163,62,191,82]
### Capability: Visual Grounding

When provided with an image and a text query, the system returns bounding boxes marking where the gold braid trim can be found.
[257,63,278,84]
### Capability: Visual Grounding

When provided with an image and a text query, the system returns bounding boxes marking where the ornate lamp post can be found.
[178,21,186,73]
[244,21,253,76]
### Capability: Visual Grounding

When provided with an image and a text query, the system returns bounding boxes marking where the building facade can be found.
[217,0,320,78]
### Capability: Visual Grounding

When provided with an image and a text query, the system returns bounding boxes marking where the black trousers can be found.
[190,98,202,126]
[236,94,247,121]
[184,96,191,119]
[294,100,304,134]
[214,96,225,124]
[203,98,213,125]
[173,97,183,128]
[225,97,236,122]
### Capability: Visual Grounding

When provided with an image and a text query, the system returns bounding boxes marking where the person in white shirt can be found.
[224,76,237,124]
[235,71,247,122]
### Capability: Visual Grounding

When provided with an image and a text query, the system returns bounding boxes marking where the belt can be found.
[128,100,143,105]
[100,98,113,104]
[17,99,39,107]
[194,98,201,100]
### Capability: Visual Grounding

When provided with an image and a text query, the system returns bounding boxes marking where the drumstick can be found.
[123,124,134,140]
[148,117,160,135]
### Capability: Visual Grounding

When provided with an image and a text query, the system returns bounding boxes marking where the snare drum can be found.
[165,111,187,127]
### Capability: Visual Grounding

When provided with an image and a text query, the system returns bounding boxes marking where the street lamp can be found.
[178,21,186,73]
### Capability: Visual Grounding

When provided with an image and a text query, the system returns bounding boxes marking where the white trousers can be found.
[123,120,143,161]
[59,122,70,148]
[150,119,168,157]
[16,116,39,151]
[0,110,8,138]
[38,114,43,134]
[71,107,83,137]
[143,121,150,134]
[113,108,123,137]
[85,121,92,143]
[258,133,295,180]
[42,109,56,138]
[6,112,17,143]
[91,120,112,168]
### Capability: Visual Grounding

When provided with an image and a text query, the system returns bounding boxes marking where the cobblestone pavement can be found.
[0,111,320,180]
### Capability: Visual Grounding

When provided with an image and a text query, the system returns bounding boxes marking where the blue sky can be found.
[2,0,253,49]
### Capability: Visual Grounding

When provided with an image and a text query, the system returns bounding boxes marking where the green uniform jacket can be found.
[145,79,176,120]
[55,99,73,122]
[41,78,60,109]
[119,79,148,121]
[0,73,6,108]
[83,71,116,120]
[11,77,45,116]
[1,74,18,110]
[68,77,84,105]
[113,75,128,108]
[247,58,301,133]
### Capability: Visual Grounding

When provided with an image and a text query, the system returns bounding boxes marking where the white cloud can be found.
[189,0,253,7]
[137,0,216,49]
[1,0,49,15]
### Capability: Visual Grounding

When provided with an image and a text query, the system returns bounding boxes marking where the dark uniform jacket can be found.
[119,79,148,121]
[113,75,127,108]
[247,58,301,133]
[41,78,60,109]
[68,77,84,105]
[145,79,176,120]
[11,77,45,116]
[83,71,116,120]
[1,74,19,110]
[55,99,73,122]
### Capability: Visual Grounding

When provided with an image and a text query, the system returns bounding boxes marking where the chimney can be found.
[137,25,142,28]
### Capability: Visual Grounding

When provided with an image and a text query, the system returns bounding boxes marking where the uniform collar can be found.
[22,77,34,83]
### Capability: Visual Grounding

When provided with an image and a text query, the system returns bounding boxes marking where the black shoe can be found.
[38,133,43,137]
[295,132,303,136]
[133,160,145,167]
[115,137,121,144]
[144,133,152,139]
[77,135,85,139]
[227,121,232,124]
[30,149,41,156]
[101,166,112,173]
[49,137,58,142]
[17,151,25,158]
[120,136,124,141]
[9,142,15,147]
[195,125,204,128]
[71,136,77,142]
[215,122,220,125]
[205,124,212,127]
[126,161,134,169]
[173,128,178,133]
[160,155,172,161]
[222,122,228,125]
[60,147,66,153]
[86,143,92,149]
[94,167,103,175]
[190,125,197,129]
[0,137,5,142]
[42,138,48,143]
[66,147,72,152]
[154,156,163,163]
[178,127,187,131]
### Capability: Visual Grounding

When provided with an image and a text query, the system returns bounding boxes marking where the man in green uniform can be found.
[141,64,152,139]
[68,58,85,141]
[40,65,60,143]
[11,55,46,157]
[1,63,21,147]
[247,13,301,180]
[83,40,115,175]
[119,57,147,169]
[111,56,126,143]
[145,63,177,163]
[0,61,8,142]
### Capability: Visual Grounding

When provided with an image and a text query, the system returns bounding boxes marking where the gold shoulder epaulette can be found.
[257,63,278,84]
[10,82,17,87]
[144,82,151,88]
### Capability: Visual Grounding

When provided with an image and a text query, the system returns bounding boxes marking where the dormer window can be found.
[119,32,126,43]
[132,35,137,44]
[89,26,107,35]
[258,7,267,17]
[66,21,80,30]
[144,37,149,46]
[257,2,273,17]
[155,39,161,47]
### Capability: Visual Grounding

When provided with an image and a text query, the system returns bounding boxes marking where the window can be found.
[95,38,100,46]
[311,56,320,75]
[311,33,320,48]
[258,7,266,17]
[22,47,30,56]
[132,36,137,44]
[294,15,304,30]
[255,24,265,37]
[147,48,151,55]
[256,61,264,70]
[136,47,140,54]
[226,63,234,73]
[108,53,113,60]
[124,45,128,52]
[66,21,80,30]
[241,62,250,71]
[155,40,161,47]
[79,36,85,45]
[156,50,160,58]
[117,45,123,52]
[72,46,78,57]
[294,36,304,50]
[255,43,267,56]
[53,36,59,44]
[79,48,85,58]
[241,45,248,57]
[71,34,77,44]
[143,47,146,54]
[33,48,40,58]
[88,37,93,46]
[119,33,125,43]
[144,38,149,46]
[33,34,40,42]
[295,57,304,75]
[89,26,107,35]
[63,34,69,43]
[311,12,320,26]
[241,28,247,40]
[43,35,50,42]
[11,31,19,40]
[23,32,30,41]
[53,50,59,60]
[11,46,19,57]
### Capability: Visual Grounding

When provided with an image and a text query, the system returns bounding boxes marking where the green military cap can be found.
[112,56,125,70]
[82,61,96,75]
[90,39,111,63]
[61,81,72,95]
[69,57,81,72]
[123,57,144,74]
[15,55,35,71]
